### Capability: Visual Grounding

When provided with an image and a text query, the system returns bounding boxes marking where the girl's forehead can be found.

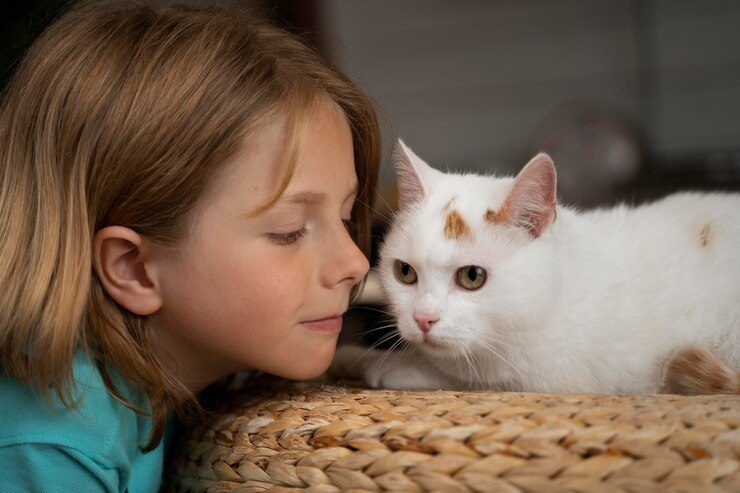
[206,100,354,216]
[202,120,287,207]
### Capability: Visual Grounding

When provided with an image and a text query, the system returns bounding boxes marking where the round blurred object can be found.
[531,101,642,204]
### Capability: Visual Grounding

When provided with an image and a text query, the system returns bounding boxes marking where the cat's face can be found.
[378,141,558,360]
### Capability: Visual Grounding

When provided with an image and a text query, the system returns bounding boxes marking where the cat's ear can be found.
[501,153,557,238]
[393,140,436,210]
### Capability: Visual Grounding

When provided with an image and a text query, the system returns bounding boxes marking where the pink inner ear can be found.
[503,153,557,238]
[393,141,425,209]
[396,152,424,202]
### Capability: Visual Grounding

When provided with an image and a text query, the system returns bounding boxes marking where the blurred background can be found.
[4,0,740,348]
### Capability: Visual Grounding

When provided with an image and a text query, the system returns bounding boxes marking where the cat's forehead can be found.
[422,173,513,230]
[387,172,516,265]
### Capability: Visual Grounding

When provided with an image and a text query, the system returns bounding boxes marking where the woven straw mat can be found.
[166,376,739,493]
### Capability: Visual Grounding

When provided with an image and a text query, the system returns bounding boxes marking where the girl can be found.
[0,1,379,491]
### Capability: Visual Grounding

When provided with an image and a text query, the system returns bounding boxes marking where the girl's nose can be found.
[323,226,370,288]
[413,312,439,334]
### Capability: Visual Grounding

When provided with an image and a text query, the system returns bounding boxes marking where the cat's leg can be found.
[662,346,740,395]
[330,344,456,390]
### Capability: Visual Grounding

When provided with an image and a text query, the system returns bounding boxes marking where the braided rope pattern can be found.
[167,379,739,492]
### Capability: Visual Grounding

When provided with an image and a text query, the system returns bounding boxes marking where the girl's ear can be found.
[93,226,163,316]
[393,139,438,210]
[501,153,557,238]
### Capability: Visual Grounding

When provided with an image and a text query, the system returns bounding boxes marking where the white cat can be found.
[333,141,740,395]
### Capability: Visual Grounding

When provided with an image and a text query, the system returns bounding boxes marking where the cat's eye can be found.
[393,260,418,285]
[455,265,487,290]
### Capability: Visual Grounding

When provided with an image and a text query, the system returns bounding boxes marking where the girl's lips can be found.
[301,315,343,333]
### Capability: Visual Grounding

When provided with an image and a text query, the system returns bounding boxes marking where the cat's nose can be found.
[413,313,439,334]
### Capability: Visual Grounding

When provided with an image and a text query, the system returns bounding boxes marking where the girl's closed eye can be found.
[266,208,354,246]
[266,226,308,245]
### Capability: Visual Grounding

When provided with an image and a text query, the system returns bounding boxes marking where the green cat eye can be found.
[456,265,487,290]
[393,260,418,285]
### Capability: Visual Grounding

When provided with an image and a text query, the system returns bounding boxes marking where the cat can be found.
[332,140,740,395]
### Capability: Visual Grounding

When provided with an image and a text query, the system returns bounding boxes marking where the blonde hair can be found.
[0,0,379,450]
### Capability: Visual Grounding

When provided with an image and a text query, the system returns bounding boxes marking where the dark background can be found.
[4,0,739,348]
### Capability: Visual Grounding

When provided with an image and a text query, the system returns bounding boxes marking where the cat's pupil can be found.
[393,259,418,285]
[455,265,487,290]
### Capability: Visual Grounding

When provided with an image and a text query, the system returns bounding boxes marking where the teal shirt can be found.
[0,351,168,492]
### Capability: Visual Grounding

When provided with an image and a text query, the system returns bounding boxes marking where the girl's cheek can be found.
[251,249,311,294]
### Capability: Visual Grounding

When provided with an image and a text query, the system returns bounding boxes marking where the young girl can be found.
[0,1,379,491]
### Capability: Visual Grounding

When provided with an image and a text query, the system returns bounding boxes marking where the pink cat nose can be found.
[413,313,439,334]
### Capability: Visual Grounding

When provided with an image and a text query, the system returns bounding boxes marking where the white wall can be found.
[321,0,740,186]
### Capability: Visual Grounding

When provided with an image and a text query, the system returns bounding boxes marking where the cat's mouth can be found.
[399,327,453,353]
[419,334,451,352]
[422,336,442,347]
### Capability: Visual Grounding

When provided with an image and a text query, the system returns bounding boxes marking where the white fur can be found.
[335,142,740,394]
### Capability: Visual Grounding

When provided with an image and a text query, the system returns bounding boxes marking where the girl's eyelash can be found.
[266,227,308,245]
[267,219,350,246]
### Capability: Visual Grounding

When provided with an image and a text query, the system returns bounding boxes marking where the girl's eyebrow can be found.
[282,182,358,205]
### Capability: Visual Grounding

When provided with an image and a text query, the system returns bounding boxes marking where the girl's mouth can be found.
[301,315,343,333]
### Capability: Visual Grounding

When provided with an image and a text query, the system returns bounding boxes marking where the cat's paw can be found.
[328,344,379,381]
[365,357,448,390]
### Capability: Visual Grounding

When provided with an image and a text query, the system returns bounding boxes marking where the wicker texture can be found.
[167,378,740,492]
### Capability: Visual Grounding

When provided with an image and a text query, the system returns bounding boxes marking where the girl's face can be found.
[148,101,369,389]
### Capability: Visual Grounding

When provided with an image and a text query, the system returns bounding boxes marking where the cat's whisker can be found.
[357,327,396,345]
[454,347,472,391]
[376,336,404,361]
[461,346,482,390]
[397,340,417,362]
[471,348,490,389]
[451,350,466,390]
[368,330,401,351]
[350,306,396,317]
[460,346,473,386]
[359,323,398,336]
[374,336,407,370]
[474,339,527,380]
[358,198,391,223]
[346,330,392,347]
[350,331,397,359]
[482,338,523,353]
[479,334,526,353]
[346,322,396,343]
[369,187,395,220]
[340,330,401,375]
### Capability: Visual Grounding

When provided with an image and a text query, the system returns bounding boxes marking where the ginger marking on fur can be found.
[444,209,471,240]
[664,346,739,395]
[699,222,714,249]
[484,207,508,225]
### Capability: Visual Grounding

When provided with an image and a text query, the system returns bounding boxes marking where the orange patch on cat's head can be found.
[484,207,508,225]
[698,223,714,249]
[444,209,471,240]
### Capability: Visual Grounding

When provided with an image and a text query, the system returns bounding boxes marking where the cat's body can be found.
[333,142,740,395]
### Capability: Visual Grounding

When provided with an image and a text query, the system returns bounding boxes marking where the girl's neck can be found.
[147,321,240,393]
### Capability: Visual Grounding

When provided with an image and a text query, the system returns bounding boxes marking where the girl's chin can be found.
[277,363,331,381]
[272,346,335,380]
